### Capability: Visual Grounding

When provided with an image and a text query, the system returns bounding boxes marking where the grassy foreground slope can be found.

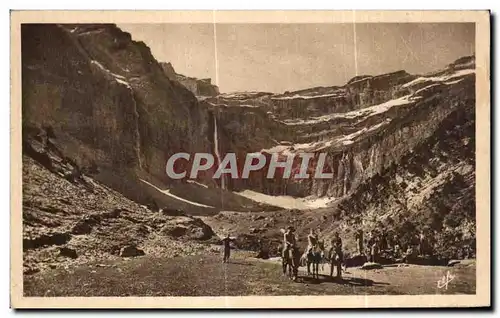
[25,252,475,297]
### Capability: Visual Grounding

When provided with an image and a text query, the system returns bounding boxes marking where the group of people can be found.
[221,224,475,268]
[355,228,436,262]
[282,226,343,263]
[282,226,434,265]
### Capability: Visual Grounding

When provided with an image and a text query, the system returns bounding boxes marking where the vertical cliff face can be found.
[201,70,415,120]
[307,70,474,198]
[22,24,211,193]
[205,57,475,202]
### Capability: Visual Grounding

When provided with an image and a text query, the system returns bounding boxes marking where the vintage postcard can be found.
[10,10,490,308]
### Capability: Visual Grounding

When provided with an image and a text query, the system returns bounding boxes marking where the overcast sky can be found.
[118,23,474,93]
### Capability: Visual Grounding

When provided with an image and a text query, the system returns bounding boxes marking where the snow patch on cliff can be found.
[186,180,209,188]
[261,118,391,154]
[91,60,132,89]
[140,179,214,208]
[207,102,260,108]
[282,95,413,126]
[402,68,475,89]
[271,92,344,101]
[237,190,334,210]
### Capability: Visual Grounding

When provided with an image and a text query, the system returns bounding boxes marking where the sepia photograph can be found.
[10,10,490,308]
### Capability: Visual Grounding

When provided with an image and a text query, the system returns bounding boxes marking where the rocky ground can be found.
[22,138,221,275]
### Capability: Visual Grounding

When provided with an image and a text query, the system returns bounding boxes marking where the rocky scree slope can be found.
[321,96,476,260]
[23,134,219,275]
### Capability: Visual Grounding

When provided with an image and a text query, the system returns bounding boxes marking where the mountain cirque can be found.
[21,23,475,274]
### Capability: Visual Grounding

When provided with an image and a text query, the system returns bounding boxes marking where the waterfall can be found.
[354,154,364,174]
[213,115,225,190]
[368,146,375,175]
[342,152,350,196]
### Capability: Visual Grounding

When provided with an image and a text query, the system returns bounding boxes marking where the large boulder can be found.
[344,254,368,268]
[160,208,186,217]
[255,249,270,260]
[233,234,261,252]
[119,245,145,257]
[71,217,96,235]
[447,259,461,267]
[59,247,78,259]
[361,262,383,270]
[161,216,214,241]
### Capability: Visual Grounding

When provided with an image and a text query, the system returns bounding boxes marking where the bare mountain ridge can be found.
[205,56,475,199]
[159,61,220,97]
[21,22,475,212]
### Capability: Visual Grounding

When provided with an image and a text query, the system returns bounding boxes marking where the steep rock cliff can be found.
[22,23,212,203]
[205,57,475,201]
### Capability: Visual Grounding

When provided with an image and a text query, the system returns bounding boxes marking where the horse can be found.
[303,241,325,279]
[327,246,344,278]
[281,243,300,282]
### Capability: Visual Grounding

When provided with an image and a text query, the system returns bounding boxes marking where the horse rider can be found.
[329,232,344,278]
[332,232,342,250]
[283,226,297,259]
[307,228,319,257]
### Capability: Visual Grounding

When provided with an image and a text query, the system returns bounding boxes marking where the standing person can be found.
[281,226,299,280]
[412,232,420,250]
[419,230,427,256]
[404,244,418,263]
[392,233,401,258]
[380,231,388,251]
[386,230,394,250]
[392,233,399,250]
[355,229,364,255]
[222,233,234,263]
[366,230,375,259]
[257,238,270,259]
[370,237,379,263]
[469,229,476,258]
